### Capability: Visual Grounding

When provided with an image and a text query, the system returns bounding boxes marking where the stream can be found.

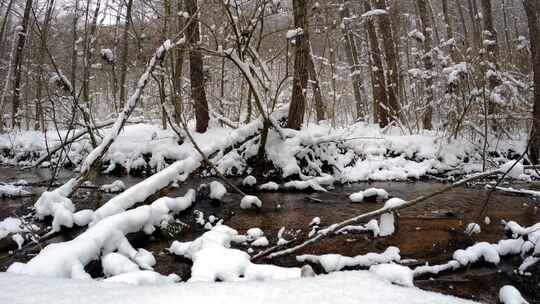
[1,167,539,303]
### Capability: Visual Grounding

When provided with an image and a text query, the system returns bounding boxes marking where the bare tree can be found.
[287,0,310,130]
[372,0,401,126]
[119,0,133,106]
[417,0,434,130]
[11,0,34,129]
[364,0,389,127]
[185,0,209,133]
[524,0,540,164]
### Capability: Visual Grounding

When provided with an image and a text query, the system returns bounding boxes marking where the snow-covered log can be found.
[8,189,196,279]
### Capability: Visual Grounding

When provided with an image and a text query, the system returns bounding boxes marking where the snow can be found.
[453,242,500,266]
[72,209,94,226]
[242,175,257,186]
[296,247,401,273]
[362,9,388,18]
[0,118,525,184]
[499,161,524,179]
[286,28,304,39]
[169,225,300,282]
[259,181,279,191]
[0,217,24,239]
[369,263,414,287]
[104,271,180,285]
[499,285,529,304]
[379,213,395,237]
[0,184,29,197]
[34,180,77,232]
[100,180,126,193]
[102,252,140,277]
[246,227,264,241]
[209,181,227,200]
[337,219,380,237]
[251,236,269,247]
[384,197,406,209]
[349,192,364,202]
[309,217,321,226]
[0,271,477,304]
[240,195,262,209]
[7,189,196,279]
[465,223,481,235]
[91,161,199,224]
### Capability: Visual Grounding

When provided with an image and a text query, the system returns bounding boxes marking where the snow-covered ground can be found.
[0,121,526,182]
[0,271,476,304]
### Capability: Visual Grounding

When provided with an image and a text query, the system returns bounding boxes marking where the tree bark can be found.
[12,0,33,129]
[341,1,365,120]
[119,0,133,106]
[185,0,209,133]
[35,0,55,132]
[524,0,540,164]
[287,0,310,130]
[372,0,401,125]
[306,40,325,122]
[365,0,389,127]
[417,0,434,130]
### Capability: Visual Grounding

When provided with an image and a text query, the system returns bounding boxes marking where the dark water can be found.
[1,168,539,303]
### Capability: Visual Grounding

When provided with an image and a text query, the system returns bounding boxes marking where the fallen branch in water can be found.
[487,185,540,198]
[262,168,502,260]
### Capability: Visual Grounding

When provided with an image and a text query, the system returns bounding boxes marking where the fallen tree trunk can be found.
[262,168,502,260]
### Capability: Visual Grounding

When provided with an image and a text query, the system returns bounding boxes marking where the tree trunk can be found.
[417,0,434,130]
[306,40,325,122]
[341,1,365,120]
[455,0,469,49]
[480,0,501,129]
[70,0,79,91]
[35,0,55,132]
[0,0,14,57]
[11,0,33,129]
[185,0,209,133]
[467,0,481,52]
[365,0,389,127]
[372,0,401,125]
[524,0,540,164]
[119,0,133,106]
[171,0,184,126]
[287,0,310,130]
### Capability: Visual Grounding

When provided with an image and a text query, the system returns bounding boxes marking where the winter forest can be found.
[1,0,540,303]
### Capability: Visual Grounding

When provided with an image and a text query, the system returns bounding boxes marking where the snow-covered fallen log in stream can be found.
[7,190,196,279]
[414,220,540,277]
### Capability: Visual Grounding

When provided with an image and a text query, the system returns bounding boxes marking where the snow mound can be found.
[349,188,389,202]
[242,176,257,186]
[100,180,126,193]
[499,285,529,304]
[369,263,414,287]
[209,181,227,200]
[259,181,279,191]
[169,225,300,282]
[102,252,139,277]
[240,195,262,209]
